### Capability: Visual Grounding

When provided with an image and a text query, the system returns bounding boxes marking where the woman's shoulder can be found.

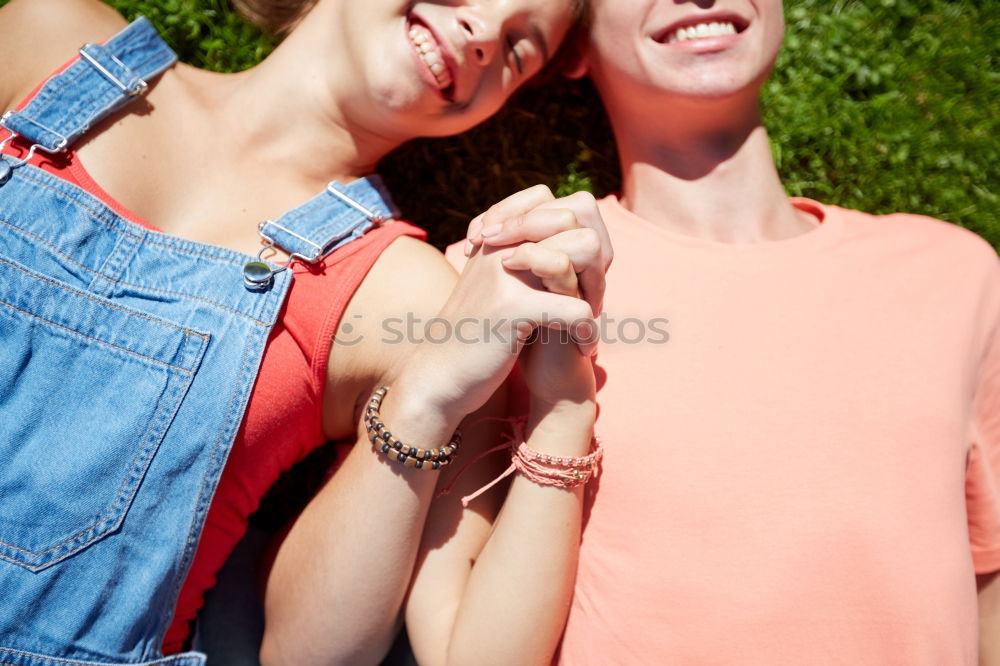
[321,233,460,439]
[0,0,128,111]
[353,234,458,328]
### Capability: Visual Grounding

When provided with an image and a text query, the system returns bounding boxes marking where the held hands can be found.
[469,186,607,415]
[398,185,609,424]
[465,185,613,318]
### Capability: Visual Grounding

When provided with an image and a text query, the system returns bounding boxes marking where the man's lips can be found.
[653,12,749,45]
[407,16,458,100]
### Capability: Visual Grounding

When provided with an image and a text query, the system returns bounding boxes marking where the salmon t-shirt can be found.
[450,195,1000,664]
[558,196,1000,664]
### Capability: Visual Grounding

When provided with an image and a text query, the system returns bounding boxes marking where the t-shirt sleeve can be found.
[965,262,1000,574]
[444,240,470,273]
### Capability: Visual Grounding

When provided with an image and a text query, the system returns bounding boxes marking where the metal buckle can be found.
[243,182,387,289]
[257,220,325,263]
[78,45,149,97]
[242,238,313,290]
[1,111,70,154]
[0,113,69,184]
[326,182,386,224]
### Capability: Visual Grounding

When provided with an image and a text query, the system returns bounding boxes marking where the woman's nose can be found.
[456,4,501,65]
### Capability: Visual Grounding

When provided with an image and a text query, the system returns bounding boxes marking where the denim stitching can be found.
[0,300,196,373]
[0,357,194,565]
[158,329,257,641]
[0,377,186,569]
[0,647,204,665]
[0,219,272,327]
[40,35,161,140]
[91,224,140,296]
[0,256,206,339]
[14,169,248,265]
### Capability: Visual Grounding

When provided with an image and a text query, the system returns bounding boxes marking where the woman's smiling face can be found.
[329,0,576,139]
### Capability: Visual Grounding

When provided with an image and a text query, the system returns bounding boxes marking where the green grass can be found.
[4,0,998,250]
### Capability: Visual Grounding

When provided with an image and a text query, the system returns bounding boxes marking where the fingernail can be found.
[481,224,503,238]
[464,239,474,256]
[499,249,515,262]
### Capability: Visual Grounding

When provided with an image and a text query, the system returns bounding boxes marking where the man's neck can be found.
[612,101,816,243]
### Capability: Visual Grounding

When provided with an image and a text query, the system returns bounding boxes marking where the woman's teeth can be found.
[409,25,453,90]
[667,21,737,43]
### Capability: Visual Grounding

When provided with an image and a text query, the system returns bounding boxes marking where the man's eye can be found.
[506,36,525,74]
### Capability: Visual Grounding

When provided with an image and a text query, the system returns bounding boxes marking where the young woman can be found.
[0,0,607,664]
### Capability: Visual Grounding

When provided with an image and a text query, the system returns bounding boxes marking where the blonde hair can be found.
[231,0,318,37]
[232,0,589,43]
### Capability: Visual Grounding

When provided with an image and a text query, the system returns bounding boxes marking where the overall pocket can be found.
[0,256,208,571]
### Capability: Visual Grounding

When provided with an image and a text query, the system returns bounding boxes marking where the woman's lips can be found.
[407,18,455,96]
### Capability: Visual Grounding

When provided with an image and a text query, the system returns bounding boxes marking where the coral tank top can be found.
[2,124,424,654]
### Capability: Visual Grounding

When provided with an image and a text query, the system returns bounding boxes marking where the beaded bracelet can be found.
[364,387,461,470]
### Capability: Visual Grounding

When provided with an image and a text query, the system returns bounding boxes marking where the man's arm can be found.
[979,572,1000,665]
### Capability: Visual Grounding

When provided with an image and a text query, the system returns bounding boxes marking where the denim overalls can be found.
[0,18,398,665]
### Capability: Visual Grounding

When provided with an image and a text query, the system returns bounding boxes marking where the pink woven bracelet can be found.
[437,416,603,507]
[511,437,603,488]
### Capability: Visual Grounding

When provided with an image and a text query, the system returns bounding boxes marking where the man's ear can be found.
[561,55,589,79]
[559,42,589,79]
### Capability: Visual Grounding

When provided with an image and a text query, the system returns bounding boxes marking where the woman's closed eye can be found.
[506,35,525,74]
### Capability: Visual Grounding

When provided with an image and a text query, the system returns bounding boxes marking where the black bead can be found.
[397,452,408,463]
[414,459,424,469]
[374,422,384,431]
[423,450,433,460]
[382,431,392,441]
[432,461,441,470]
[393,440,403,451]
[380,443,391,454]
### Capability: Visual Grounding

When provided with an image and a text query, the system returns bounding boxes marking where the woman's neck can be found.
[163,28,401,189]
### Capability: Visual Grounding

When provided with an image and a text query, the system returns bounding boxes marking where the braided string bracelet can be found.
[510,437,603,488]
[364,387,461,470]
[435,416,603,507]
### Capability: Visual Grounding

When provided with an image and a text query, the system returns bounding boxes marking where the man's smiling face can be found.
[585,0,786,106]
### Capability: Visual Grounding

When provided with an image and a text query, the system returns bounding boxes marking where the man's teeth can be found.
[408,26,453,90]
[667,21,737,43]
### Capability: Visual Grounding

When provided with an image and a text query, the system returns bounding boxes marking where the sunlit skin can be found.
[587,0,785,107]
[575,0,817,244]
[323,0,574,142]
[581,2,1000,662]
[0,1,603,665]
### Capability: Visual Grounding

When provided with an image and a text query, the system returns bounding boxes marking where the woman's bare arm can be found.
[261,236,466,666]
[261,189,608,666]
[0,0,127,112]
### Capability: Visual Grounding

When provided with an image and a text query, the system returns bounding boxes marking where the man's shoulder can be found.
[820,201,997,268]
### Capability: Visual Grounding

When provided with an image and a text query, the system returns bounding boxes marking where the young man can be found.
[452,0,1000,662]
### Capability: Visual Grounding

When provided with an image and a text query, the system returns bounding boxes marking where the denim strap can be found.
[1,17,176,152]
[259,176,400,261]
[2,16,396,279]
